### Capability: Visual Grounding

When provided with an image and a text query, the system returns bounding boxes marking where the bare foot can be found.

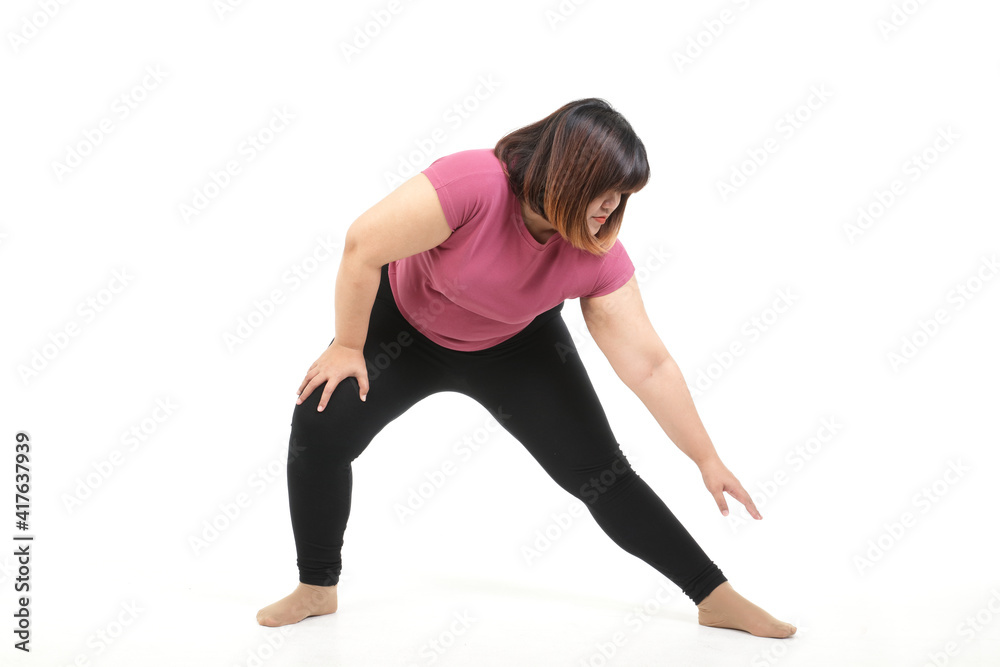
[256,582,338,627]
[696,582,796,638]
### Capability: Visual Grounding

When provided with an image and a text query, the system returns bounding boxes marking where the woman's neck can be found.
[521,200,557,244]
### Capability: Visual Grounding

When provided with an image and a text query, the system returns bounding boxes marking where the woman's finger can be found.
[730,484,762,520]
[713,489,728,516]
[357,372,369,402]
[298,375,324,405]
[317,374,345,412]
[297,372,314,400]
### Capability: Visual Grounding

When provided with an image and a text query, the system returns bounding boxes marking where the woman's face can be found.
[586,190,622,235]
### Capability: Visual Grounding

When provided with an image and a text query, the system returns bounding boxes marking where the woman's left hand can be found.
[699,457,761,520]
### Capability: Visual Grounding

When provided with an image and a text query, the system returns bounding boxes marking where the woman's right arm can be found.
[297,172,453,411]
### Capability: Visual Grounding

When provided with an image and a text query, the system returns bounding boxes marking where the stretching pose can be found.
[257,98,796,638]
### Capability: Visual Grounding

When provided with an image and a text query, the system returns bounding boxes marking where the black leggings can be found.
[285,263,727,605]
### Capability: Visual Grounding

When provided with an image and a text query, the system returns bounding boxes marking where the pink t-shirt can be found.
[387,148,635,351]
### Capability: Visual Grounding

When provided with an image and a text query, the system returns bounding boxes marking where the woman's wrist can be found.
[694,452,724,470]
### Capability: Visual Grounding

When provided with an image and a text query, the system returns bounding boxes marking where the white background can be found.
[2,0,998,665]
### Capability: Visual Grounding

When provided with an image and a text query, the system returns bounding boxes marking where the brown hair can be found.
[494,98,650,256]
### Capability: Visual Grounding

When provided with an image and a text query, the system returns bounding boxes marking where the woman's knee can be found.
[290,381,362,446]
[573,451,638,507]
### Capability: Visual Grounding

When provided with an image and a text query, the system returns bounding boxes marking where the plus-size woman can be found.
[257,98,796,639]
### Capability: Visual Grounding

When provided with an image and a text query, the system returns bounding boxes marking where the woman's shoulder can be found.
[424,148,508,184]
[422,148,513,208]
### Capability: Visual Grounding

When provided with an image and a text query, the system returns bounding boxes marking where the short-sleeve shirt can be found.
[387,148,635,351]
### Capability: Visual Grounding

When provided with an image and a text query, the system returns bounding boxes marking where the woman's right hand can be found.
[297,340,370,411]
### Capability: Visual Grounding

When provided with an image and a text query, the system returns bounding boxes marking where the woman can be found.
[257,98,796,639]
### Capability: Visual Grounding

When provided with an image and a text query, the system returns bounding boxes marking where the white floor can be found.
[11,572,1000,667]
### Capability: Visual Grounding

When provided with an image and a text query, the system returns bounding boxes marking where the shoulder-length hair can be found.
[494,98,650,256]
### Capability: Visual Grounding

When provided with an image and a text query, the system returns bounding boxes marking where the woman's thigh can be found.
[289,291,452,463]
[458,314,631,496]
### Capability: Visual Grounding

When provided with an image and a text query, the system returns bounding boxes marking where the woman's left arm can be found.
[580,276,762,520]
